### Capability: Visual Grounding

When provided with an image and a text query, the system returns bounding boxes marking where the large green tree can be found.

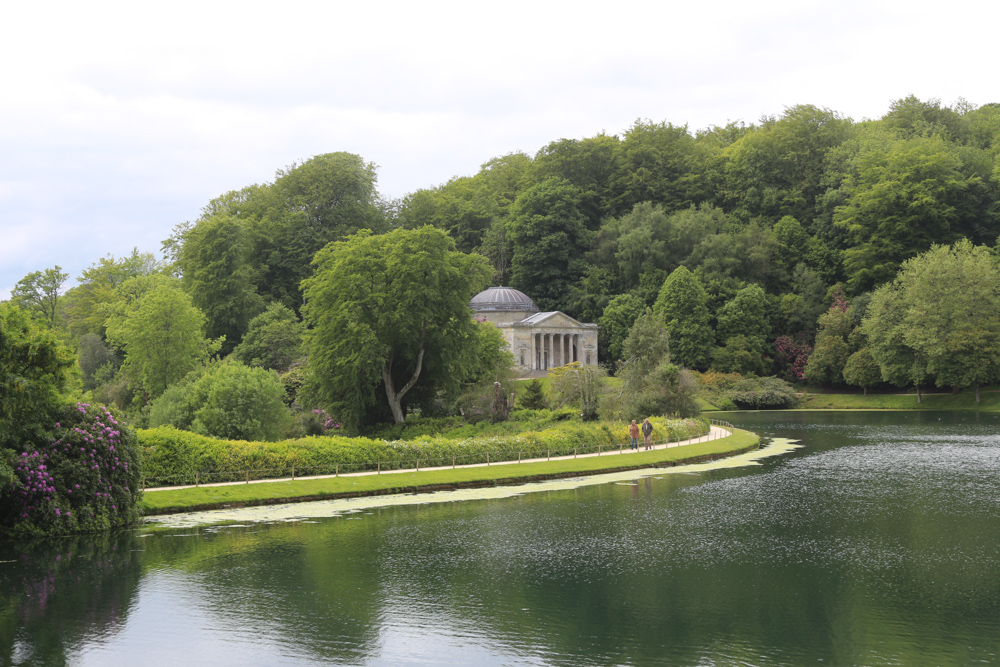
[608,309,699,419]
[863,282,929,400]
[231,302,305,372]
[10,266,69,327]
[722,105,853,223]
[653,266,713,370]
[0,303,73,457]
[715,284,772,357]
[893,240,1000,401]
[62,250,163,338]
[598,293,646,364]
[105,282,222,400]
[301,226,493,427]
[834,135,979,292]
[507,178,591,312]
[177,213,263,354]
[804,303,854,385]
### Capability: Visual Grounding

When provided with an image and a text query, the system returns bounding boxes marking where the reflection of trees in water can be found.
[0,532,142,664]
[139,520,385,664]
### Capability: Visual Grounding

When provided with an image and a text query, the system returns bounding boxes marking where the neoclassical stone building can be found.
[470,286,599,371]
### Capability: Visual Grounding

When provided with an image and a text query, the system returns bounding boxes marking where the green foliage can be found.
[653,265,713,369]
[715,284,772,359]
[547,362,608,421]
[231,302,304,372]
[148,361,289,442]
[62,249,163,338]
[609,309,701,419]
[11,266,69,327]
[178,213,264,355]
[687,222,784,293]
[520,379,548,410]
[711,335,766,376]
[2,403,142,536]
[722,105,853,223]
[507,178,591,313]
[302,226,493,427]
[0,303,73,453]
[105,281,222,400]
[137,414,710,486]
[865,239,1000,400]
[598,293,645,363]
[842,347,881,394]
[726,376,799,409]
[835,135,979,292]
[863,282,928,393]
[804,305,853,385]
[77,334,118,390]
[612,120,707,213]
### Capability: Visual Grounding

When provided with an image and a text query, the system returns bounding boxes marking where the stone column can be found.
[554,333,562,367]
[564,335,570,365]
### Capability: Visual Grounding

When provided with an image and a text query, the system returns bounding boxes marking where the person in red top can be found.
[628,420,640,450]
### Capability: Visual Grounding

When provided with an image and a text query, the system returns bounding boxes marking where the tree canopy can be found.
[301,226,493,428]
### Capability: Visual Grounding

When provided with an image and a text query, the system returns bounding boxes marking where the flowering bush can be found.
[6,403,142,536]
[773,336,812,382]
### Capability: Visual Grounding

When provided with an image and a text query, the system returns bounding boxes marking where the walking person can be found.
[628,420,640,450]
[641,418,653,450]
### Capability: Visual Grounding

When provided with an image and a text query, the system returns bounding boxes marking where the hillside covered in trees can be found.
[8,96,1000,432]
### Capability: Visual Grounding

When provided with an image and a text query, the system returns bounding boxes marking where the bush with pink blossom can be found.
[4,403,142,537]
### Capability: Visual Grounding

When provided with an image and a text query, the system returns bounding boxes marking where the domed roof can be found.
[470,286,539,312]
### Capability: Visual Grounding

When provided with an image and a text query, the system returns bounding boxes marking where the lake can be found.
[3,411,1000,666]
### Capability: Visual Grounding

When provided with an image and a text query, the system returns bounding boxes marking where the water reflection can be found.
[0,532,142,665]
[4,411,1000,665]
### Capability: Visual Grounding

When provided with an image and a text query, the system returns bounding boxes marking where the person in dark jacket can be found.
[641,418,653,450]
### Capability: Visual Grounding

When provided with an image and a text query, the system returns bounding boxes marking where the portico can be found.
[469,287,598,371]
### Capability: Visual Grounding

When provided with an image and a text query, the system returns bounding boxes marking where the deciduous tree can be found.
[301,227,492,427]
[11,266,68,327]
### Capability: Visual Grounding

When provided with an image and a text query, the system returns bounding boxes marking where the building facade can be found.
[470,287,599,371]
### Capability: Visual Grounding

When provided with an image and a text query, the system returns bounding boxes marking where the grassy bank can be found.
[139,428,759,515]
[798,389,1000,410]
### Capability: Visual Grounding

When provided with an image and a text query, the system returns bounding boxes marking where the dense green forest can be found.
[7,96,1000,432]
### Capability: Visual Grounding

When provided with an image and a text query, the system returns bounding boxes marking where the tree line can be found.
[5,95,1000,438]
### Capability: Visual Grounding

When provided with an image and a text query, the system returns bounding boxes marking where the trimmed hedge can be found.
[139,415,709,487]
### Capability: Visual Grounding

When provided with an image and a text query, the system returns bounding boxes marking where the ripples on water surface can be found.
[3,411,1000,666]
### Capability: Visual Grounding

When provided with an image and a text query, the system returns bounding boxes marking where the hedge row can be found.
[138,415,709,487]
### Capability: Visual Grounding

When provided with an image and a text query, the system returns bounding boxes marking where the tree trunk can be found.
[916,384,922,403]
[863,386,867,396]
[382,322,427,423]
[976,385,981,403]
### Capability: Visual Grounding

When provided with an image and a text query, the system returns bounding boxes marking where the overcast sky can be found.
[1,0,996,300]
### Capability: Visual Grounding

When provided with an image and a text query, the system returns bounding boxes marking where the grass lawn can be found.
[798,389,1000,410]
[140,429,759,515]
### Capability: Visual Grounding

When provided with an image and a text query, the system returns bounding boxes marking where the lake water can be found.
[4,411,1000,666]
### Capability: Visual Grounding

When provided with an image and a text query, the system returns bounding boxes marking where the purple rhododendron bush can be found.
[3,403,142,537]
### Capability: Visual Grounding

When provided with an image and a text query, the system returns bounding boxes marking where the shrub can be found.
[728,376,799,409]
[149,360,289,441]
[4,403,142,536]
